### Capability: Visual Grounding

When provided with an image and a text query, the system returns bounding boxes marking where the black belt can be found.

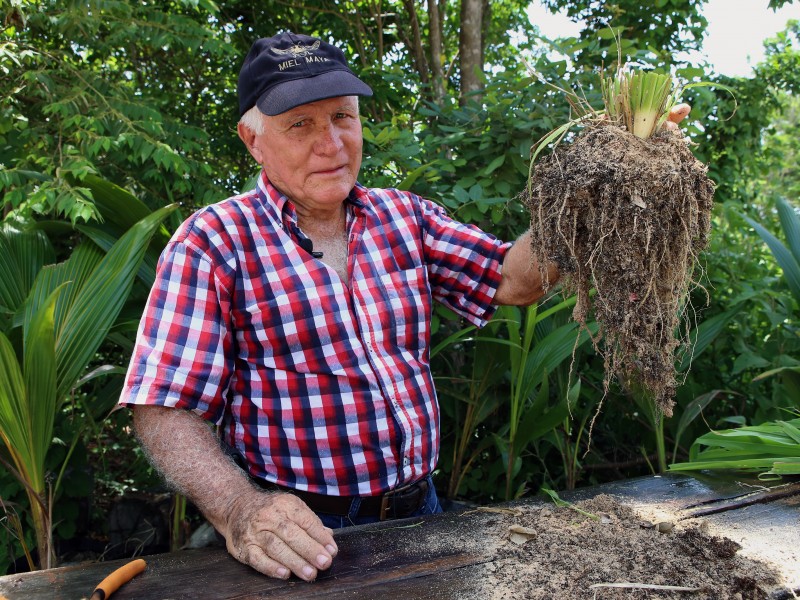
[252,477,430,520]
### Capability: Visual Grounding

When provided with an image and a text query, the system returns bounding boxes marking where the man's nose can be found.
[313,124,343,154]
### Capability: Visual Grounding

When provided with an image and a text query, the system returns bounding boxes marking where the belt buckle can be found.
[379,482,415,520]
[379,494,390,521]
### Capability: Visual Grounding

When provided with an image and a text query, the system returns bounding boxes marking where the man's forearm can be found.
[494,230,559,306]
[132,405,259,534]
[132,405,338,581]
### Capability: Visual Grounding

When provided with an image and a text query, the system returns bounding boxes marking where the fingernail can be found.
[302,565,315,579]
[326,544,337,555]
[277,567,290,579]
[317,554,330,568]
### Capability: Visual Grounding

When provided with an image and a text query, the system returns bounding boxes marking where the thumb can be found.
[668,103,691,124]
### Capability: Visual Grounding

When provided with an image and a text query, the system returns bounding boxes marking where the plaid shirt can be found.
[121,171,509,496]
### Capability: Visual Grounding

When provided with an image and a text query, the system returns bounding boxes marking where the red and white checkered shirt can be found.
[120,171,510,496]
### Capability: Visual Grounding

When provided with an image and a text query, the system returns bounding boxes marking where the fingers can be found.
[668,103,691,124]
[225,492,338,582]
[238,542,293,580]
[240,522,332,581]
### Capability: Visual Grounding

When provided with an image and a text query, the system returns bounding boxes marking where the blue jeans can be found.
[317,476,443,529]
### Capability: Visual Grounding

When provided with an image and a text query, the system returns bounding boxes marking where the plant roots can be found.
[525,124,715,416]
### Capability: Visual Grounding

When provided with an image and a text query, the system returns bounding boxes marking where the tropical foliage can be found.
[1,0,799,573]
[0,200,176,569]
[670,416,800,478]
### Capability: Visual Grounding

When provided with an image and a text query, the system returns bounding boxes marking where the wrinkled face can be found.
[239,96,363,214]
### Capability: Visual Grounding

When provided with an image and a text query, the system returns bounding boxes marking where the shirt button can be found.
[403,456,410,467]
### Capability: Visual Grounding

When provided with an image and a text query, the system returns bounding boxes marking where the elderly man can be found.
[121,31,689,583]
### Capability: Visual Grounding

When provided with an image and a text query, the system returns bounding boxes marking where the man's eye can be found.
[291,120,306,128]
[335,112,349,119]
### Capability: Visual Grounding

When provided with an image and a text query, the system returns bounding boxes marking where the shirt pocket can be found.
[377,266,431,354]
[238,280,351,373]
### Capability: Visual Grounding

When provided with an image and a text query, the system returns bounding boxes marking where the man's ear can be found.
[237,122,263,164]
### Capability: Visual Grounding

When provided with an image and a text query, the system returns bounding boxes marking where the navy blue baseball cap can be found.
[238,32,373,117]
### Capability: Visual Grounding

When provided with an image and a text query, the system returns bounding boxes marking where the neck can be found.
[296,204,349,282]
[297,204,346,238]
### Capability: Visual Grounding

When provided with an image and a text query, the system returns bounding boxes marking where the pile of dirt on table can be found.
[524,124,715,417]
[461,494,781,599]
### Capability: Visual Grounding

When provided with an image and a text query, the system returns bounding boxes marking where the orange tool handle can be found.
[89,558,147,600]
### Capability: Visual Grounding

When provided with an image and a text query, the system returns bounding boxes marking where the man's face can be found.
[240,96,363,214]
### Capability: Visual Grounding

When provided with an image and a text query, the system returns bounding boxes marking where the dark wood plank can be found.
[227,553,490,600]
[1,474,798,599]
[681,481,800,517]
[682,493,800,592]
[0,511,495,599]
[306,561,495,600]
[564,472,797,511]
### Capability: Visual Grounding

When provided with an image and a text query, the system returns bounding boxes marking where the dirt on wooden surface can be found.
[454,494,782,599]
[524,124,716,417]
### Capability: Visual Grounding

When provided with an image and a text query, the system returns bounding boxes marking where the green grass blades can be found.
[541,487,599,520]
[669,417,800,478]
[602,68,675,140]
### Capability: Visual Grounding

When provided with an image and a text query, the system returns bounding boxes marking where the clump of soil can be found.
[524,124,715,416]
[463,494,779,599]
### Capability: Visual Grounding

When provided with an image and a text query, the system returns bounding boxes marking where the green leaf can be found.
[521,321,596,400]
[0,332,32,483]
[753,365,800,383]
[397,163,433,191]
[483,155,505,176]
[20,244,103,342]
[23,284,66,487]
[77,174,152,230]
[533,294,578,324]
[516,397,570,453]
[776,197,800,265]
[743,212,800,303]
[778,420,800,445]
[678,308,739,372]
[0,228,55,316]
[766,458,800,476]
[468,184,483,202]
[671,418,800,475]
[55,204,179,401]
[430,324,478,358]
[732,352,771,375]
[672,389,726,459]
[77,225,159,289]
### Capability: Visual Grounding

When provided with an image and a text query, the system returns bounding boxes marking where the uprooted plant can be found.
[523,57,732,419]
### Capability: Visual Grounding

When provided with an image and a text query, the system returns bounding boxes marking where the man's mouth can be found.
[315,165,346,176]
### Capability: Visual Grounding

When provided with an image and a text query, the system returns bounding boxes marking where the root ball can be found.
[525,124,715,416]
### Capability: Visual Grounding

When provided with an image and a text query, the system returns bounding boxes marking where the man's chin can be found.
[310,180,357,203]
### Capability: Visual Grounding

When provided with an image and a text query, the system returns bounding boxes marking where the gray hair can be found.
[238,97,360,137]
[239,105,266,136]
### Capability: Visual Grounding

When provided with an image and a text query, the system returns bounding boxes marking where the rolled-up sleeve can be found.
[119,232,235,425]
[418,197,511,327]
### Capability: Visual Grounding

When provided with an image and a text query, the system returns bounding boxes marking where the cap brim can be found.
[256,70,373,116]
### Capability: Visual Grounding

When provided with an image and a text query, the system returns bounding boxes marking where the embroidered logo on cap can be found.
[270,39,320,58]
[270,39,333,72]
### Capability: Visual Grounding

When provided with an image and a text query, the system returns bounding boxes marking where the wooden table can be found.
[1,473,798,599]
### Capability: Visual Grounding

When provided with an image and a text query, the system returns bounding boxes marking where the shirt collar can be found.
[255,169,372,226]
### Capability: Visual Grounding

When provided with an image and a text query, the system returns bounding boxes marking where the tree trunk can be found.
[459,0,483,104]
[428,0,445,104]
[402,0,429,91]
[481,0,492,70]
[30,488,54,570]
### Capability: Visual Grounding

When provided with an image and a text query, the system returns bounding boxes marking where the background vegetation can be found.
[1,0,798,573]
